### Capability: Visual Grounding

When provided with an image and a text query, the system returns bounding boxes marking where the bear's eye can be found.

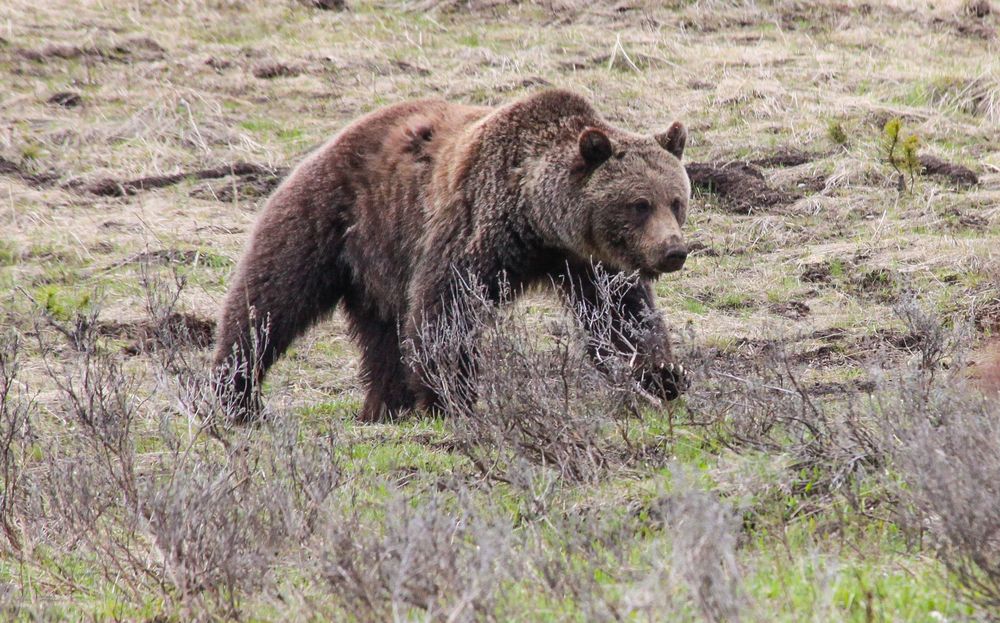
[630,199,653,217]
[670,198,683,216]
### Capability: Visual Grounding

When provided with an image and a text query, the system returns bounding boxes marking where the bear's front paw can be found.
[642,361,689,402]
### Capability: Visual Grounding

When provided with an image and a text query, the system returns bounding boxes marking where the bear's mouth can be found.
[640,268,661,280]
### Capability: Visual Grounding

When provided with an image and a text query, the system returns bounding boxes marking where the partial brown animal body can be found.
[970,338,1000,396]
[213,90,692,421]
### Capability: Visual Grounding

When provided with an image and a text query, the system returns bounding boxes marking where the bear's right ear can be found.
[655,121,687,160]
[579,128,613,166]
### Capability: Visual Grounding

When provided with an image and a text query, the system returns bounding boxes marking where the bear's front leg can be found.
[402,268,488,416]
[556,261,687,402]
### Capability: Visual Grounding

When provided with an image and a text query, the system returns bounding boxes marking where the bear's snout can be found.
[654,244,688,274]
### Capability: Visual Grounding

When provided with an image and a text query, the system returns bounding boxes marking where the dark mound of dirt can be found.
[252,62,301,79]
[790,174,828,193]
[390,59,431,76]
[0,156,58,187]
[191,169,286,203]
[686,161,791,214]
[800,263,832,284]
[205,56,233,70]
[16,38,165,63]
[942,206,989,231]
[807,379,876,396]
[750,148,825,168]
[497,76,553,92]
[299,0,347,8]
[84,162,279,197]
[974,297,1000,333]
[966,0,992,17]
[850,268,898,303]
[416,0,519,12]
[919,155,979,186]
[794,344,841,366]
[953,18,997,40]
[687,240,720,257]
[103,249,233,272]
[769,301,811,320]
[47,91,82,107]
[98,312,215,355]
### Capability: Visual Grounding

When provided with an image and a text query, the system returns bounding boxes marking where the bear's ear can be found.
[655,121,687,160]
[579,128,613,166]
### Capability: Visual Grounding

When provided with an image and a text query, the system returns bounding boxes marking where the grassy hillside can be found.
[0,0,998,620]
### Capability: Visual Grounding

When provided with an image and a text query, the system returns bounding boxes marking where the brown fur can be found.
[213,89,692,422]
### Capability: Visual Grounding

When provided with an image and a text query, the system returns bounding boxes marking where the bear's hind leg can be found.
[344,302,416,422]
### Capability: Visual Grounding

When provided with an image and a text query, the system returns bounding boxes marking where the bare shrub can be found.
[882,381,1000,614]
[33,298,148,589]
[518,475,746,622]
[892,294,970,376]
[136,260,273,432]
[681,338,884,507]
[682,296,976,522]
[869,302,1000,615]
[0,331,35,555]
[659,470,745,623]
[511,499,671,622]
[410,268,662,485]
[138,415,343,616]
[26,276,344,618]
[314,486,512,622]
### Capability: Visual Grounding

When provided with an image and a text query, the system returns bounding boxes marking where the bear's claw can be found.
[643,360,688,401]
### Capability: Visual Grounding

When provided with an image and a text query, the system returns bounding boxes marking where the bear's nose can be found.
[656,247,688,273]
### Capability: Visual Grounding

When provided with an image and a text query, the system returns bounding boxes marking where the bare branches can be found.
[0,332,34,555]
[409,267,662,485]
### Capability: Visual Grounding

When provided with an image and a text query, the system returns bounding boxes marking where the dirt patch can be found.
[0,156,59,187]
[965,0,993,17]
[974,297,1000,333]
[191,169,287,203]
[205,56,233,71]
[942,206,989,231]
[16,37,165,63]
[800,263,832,284]
[807,379,876,396]
[849,328,923,354]
[685,161,791,214]
[949,17,997,40]
[299,0,347,8]
[98,312,215,355]
[83,162,281,197]
[851,268,897,303]
[497,76,553,92]
[794,344,842,366]
[750,148,825,168]
[919,155,979,186]
[789,174,828,194]
[105,249,232,271]
[252,62,302,79]
[390,60,431,76]
[47,91,82,108]
[687,240,720,258]
[769,301,811,320]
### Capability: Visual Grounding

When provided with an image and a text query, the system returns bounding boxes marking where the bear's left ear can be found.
[655,121,687,160]
[579,128,613,166]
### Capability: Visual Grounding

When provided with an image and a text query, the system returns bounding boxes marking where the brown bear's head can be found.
[570,122,691,279]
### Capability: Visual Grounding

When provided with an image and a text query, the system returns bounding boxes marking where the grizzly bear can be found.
[213,89,692,422]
